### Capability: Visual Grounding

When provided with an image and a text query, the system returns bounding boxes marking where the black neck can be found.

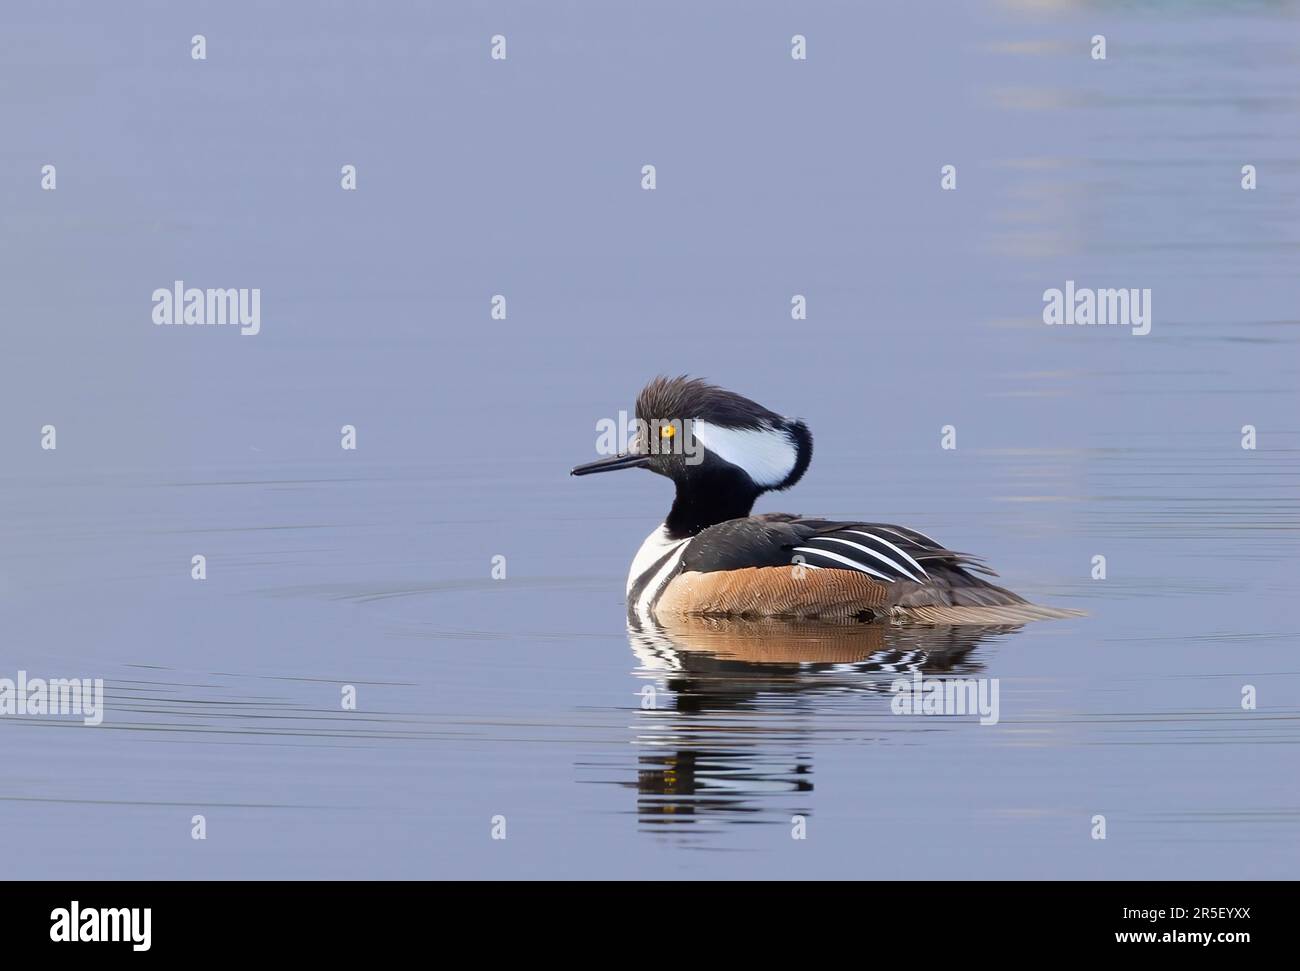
[664,465,763,539]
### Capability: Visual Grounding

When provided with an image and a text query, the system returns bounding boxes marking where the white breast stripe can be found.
[792,546,894,582]
[639,545,691,608]
[637,542,690,616]
[627,525,686,596]
[692,420,796,487]
[816,536,922,582]
[842,531,930,579]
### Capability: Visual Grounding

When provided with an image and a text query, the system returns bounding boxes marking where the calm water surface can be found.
[2,1,1298,878]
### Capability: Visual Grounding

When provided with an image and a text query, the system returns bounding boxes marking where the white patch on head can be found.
[691,420,797,487]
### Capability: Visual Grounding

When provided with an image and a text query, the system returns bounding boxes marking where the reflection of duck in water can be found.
[573,377,1083,628]
[624,618,1016,830]
[629,616,1002,699]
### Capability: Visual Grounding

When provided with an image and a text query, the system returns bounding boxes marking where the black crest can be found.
[636,376,784,429]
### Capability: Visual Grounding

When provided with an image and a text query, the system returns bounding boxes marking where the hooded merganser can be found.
[572,376,1082,626]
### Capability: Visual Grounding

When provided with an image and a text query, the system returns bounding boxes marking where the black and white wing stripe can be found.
[787,521,998,583]
[793,529,929,582]
[791,526,929,582]
[677,516,999,583]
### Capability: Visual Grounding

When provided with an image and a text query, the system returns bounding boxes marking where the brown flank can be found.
[655,567,1084,625]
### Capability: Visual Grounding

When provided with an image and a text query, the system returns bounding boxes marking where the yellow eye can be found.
[660,424,676,439]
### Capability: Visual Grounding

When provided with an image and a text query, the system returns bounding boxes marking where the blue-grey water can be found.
[2,1,1298,879]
